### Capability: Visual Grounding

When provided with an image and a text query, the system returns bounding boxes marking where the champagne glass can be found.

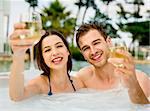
[109,38,127,67]
[12,11,42,70]
[109,38,127,91]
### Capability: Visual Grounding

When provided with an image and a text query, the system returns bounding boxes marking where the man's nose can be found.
[90,46,96,54]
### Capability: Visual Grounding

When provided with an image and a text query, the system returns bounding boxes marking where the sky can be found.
[6,0,150,47]
[8,0,150,28]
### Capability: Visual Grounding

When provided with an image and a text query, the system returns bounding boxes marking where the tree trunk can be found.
[82,7,88,24]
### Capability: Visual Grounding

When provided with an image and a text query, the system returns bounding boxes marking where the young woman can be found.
[9,25,84,101]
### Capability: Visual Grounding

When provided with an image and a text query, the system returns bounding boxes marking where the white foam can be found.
[0,87,149,111]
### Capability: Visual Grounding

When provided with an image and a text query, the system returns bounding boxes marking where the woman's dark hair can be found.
[35,30,72,76]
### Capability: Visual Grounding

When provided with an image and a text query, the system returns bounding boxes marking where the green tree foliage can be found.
[25,0,38,9]
[117,0,149,45]
[122,21,150,45]
[90,8,119,38]
[74,0,85,25]
[89,0,118,38]
[75,0,97,24]
[41,0,76,39]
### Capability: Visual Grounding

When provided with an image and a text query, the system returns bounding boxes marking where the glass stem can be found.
[30,45,35,70]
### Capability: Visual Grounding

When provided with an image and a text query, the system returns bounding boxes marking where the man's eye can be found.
[93,42,100,45]
[82,47,89,52]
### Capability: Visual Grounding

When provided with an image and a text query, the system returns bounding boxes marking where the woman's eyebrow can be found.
[43,46,50,50]
[42,42,63,50]
[55,42,63,45]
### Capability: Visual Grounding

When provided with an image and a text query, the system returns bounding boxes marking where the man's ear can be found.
[106,36,112,47]
[79,49,87,61]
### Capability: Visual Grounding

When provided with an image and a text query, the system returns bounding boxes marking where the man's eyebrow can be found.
[81,45,88,51]
[92,39,101,43]
[80,39,101,51]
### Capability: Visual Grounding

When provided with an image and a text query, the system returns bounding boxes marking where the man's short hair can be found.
[75,23,108,49]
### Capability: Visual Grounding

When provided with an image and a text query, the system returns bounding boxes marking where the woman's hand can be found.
[9,23,32,55]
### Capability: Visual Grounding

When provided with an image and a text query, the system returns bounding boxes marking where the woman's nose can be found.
[51,48,59,56]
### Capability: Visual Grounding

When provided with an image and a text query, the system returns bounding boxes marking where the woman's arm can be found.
[9,53,42,101]
[9,23,42,101]
[9,52,26,101]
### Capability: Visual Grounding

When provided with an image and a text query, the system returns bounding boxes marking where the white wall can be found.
[0,0,10,53]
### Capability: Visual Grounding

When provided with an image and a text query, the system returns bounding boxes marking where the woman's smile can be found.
[52,57,63,64]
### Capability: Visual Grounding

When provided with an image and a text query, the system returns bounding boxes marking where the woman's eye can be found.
[44,49,51,52]
[57,45,63,48]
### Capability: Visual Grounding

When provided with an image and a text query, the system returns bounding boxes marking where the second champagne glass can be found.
[109,38,127,67]
[109,38,127,91]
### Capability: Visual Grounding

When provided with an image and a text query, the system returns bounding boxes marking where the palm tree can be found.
[89,0,118,38]
[102,0,115,5]
[100,0,115,19]
[41,0,76,40]
[116,3,132,22]
[125,0,144,19]
[117,0,147,43]
[82,0,96,23]
[90,8,118,38]
[74,0,85,26]
[25,0,38,11]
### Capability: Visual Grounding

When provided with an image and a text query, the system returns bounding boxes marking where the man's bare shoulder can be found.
[76,65,93,80]
[135,70,150,97]
[135,69,149,81]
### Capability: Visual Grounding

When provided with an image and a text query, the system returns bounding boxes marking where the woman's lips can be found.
[52,57,63,64]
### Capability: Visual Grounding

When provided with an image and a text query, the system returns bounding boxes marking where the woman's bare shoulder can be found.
[27,74,48,87]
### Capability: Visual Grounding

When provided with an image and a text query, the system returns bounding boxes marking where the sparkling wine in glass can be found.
[109,38,127,91]
[109,38,127,67]
[12,11,42,70]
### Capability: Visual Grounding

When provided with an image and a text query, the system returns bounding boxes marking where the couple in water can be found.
[9,23,150,104]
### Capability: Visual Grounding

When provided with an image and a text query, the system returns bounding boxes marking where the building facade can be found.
[0,0,10,53]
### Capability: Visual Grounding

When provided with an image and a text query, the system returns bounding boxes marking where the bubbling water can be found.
[0,87,149,111]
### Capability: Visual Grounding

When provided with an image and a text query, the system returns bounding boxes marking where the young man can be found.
[75,23,150,104]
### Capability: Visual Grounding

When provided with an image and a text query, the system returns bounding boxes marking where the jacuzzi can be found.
[0,70,150,111]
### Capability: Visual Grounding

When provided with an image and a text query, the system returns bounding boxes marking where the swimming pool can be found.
[72,60,150,76]
[0,71,150,111]
[0,59,149,111]
[135,64,150,75]
[0,60,150,77]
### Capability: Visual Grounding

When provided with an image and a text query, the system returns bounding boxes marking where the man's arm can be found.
[136,70,150,100]
[128,80,150,104]
[113,50,150,104]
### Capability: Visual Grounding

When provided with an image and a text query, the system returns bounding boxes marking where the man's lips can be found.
[91,52,103,61]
